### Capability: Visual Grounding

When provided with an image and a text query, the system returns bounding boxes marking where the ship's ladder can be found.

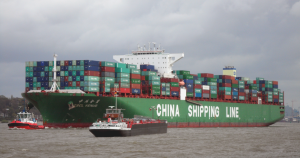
[186,100,203,106]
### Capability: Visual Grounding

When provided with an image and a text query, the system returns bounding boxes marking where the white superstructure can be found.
[113,42,184,78]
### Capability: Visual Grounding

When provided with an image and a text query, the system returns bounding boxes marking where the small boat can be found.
[89,106,167,137]
[8,111,45,129]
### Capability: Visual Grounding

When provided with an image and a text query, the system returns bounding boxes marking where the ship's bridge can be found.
[113,43,184,78]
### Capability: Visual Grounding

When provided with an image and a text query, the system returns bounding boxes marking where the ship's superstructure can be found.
[113,42,184,78]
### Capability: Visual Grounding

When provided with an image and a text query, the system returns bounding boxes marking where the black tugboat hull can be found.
[89,123,167,137]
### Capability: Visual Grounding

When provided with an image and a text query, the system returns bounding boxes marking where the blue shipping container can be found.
[186,87,193,93]
[140,65,154,70]
[232,92,238,96]
[171,91,179,96]
[80,76,84,81]
[84,66,99,71]
[56,61,61,66]
[84,60,99,66]
[132,89,141,94]
[232,95,238,100]
[183,79,194,84]
[239,88,244,92]
[185,83,194,88]
[195,93,202,98]
[44,61,49,66]
[232,88,238,92]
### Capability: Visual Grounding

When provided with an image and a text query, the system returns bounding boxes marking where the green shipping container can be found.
[101,77,115,82]
[211,94,217,98]
[273,91,278,95]
[183,75,193,80]
[126,64,137,69]
[116,78,130,83]
[186,92,194,97]
[101,61,115,67]
[131,79,141,84]
[116,73,130,78]
[225,91,231,95]
[130,69,140,74]
[170,82,179,87]
[161,83,166,87]
[273,88,278,92]
[279,93,283,97]
[120,83,130,88]
[161,91,166,95]
[195,89,202,93]
[115,63,127,68]
[165,83,170,87]
[207,78,217,82]
[152,85,161,90]
[152,90,161,95]
[249,86,257,90]
[239,96,245,100]
[177,70,190,75]
[116,68,130,73]
[194,80,201,85]
[149,81,160,86]
[238,81,245,85]
[238,85,245,88]
[110,83,119,88]
[232,84,238,88]
[166,91,170,95]
[142,71,157,76]
[211,90,217,94]
[145,76,160,81]
[84,87,99,92]
[208,82,217,86]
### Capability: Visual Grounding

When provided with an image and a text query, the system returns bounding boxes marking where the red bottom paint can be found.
[8,121,45,129]
[43,122,273,128]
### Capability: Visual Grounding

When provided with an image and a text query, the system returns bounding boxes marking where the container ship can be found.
[22,43,285,128]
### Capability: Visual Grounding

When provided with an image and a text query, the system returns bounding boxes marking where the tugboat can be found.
[89,106,167,137]
[8,111,45,129]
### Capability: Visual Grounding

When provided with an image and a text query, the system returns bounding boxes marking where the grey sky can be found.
[0,0,299,108]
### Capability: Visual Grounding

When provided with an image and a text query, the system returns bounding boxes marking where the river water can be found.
[1,122,299,158]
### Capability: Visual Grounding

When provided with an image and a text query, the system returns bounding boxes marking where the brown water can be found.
[1,122,299,158]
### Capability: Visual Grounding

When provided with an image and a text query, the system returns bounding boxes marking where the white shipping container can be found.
[203,85,210,90]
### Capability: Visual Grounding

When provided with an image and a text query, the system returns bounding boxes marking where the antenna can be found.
[50,54,60,92]
[148,42,150,51]
[153,42,156,50]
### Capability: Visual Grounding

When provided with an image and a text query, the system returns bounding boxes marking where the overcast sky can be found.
[0,0,299,108]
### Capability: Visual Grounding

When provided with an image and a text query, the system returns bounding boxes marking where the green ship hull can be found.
[22,93,285,128]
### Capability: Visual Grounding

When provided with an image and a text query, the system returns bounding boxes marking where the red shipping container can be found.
[262,84,265,87]
[224,95,231,99]
[101,67,115,72]
[170,87,179,91]
[171,78,178,82]
[99,62,101,66]
[64,76,69,81]
[130,74,141,79]
[143,69,147,71]
[120,88,130,93]
[131,84,141,89]
[222,75,232,80]
[232,80,238,84]
[253,80,256,84]
[25,87,30,92]
[68,81,72,87]
[245,85,249,89]
[273,81,278,85]
[37,87,41,90]
[201,73,214,78]
[273,95,279,99]
[194,84,202,88]
[203,90,210,93]
[76,81,80,87]
[64,61,69,66]
[222,83,231,87]
[141,76,145,80]
[231,76,235,80]
[239,92,245,96]
[251,97,258,101]
[110,88,119,92]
